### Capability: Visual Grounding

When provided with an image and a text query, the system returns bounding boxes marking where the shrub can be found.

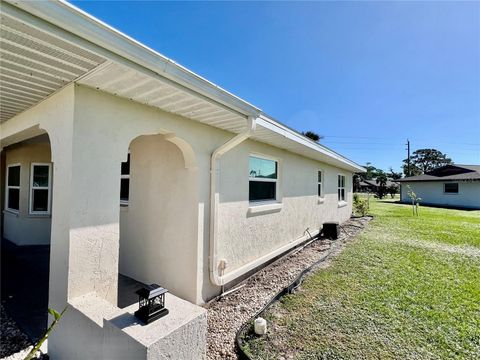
[353,193,369,217]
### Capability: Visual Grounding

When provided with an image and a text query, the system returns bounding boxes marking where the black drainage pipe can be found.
[234,217,373,359]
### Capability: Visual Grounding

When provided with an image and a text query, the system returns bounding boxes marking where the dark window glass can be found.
[32,189,49,212]
[249,157,277,179]
[318,184,322,197]
[8,166,20,186]
[8,188,20,211]
[444,183,458,193]
[121,154,130,175]
[33,165,49,187]
[120,178,130,201]
[249,181,276,202]
[318,171,322,183]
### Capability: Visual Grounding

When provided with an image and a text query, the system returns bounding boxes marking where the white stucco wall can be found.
[401,181,480,209]
[119,135,198,302]
[1,84,355,308]
[217,140,353,274]
[2,141,52,245]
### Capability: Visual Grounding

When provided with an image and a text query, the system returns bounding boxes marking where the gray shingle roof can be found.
[398,165,480,182]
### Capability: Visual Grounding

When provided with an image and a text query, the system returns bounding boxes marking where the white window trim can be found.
[5,163,21,213]
[248,154,280,204]
[443,182,459,195]
[338,173,347,204]
[29,163,52,215]
[318,169,325,203]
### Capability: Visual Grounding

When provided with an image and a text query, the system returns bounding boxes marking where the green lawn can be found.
[242,199,480,359]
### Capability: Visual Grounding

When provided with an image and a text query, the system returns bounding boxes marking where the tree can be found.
[353,173,361,192]
[403,148,452,176]
[302,131,323,142]
[375,173,388,199]
[360,163,384,181]
[387,184,399,198]
[388,167,403,180]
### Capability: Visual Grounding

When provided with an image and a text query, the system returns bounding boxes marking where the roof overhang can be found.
[1,0,364,172]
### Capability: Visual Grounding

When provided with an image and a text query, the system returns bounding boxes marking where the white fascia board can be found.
[4,0,261,118]
[256,115,366,172]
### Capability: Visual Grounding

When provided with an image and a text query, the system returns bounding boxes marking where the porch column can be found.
[41,89,130,310]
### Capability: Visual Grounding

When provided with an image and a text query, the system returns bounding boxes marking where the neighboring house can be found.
[358,178,399,193]
[398,165,480,209]
[0,1,364,359]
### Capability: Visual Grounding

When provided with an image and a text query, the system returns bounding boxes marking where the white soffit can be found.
[0,7,106,123]
[78,62,246,132]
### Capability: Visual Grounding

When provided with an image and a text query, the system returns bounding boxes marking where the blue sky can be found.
[71,1,479,172]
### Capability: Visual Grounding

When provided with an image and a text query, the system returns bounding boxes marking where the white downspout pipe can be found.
[210,116,256,286]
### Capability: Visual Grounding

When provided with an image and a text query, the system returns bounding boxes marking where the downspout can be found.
[210,116,256,286]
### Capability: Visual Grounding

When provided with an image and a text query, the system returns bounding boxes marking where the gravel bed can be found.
[0,305,47,360]
[205,216,372,359]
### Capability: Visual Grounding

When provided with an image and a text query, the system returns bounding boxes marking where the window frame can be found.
[120,152,130,206]
[5,163,21,213]
[443,182,459,195]
[317,169,324,199]
[29,162,52,215]
[248,154,279,203]
[337,173,346,203]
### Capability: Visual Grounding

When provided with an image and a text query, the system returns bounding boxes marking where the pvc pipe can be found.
[209,116,256,286]
[254,317,267,335]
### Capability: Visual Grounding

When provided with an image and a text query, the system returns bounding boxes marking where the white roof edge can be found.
[5,0,261,117]
[5,0,365,173]
[257,116,365,172]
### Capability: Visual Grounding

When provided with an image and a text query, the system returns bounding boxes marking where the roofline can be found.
[5,0,261,117]
[398,178,480,182]
[5,0,365,173]
[257,115,365,172]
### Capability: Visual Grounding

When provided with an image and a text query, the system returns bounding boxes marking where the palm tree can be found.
[302,131,323,143]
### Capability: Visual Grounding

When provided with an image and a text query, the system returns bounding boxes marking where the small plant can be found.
[24,306,68,360]
[406,185,421,216]
[353,193,369,217]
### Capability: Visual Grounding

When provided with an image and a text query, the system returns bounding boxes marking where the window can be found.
[338,174,346,202]
[30,163,51,214]
[120,153,130,205]
[249,156,278,202]
[318,170,324,198]
[6,164,20,212]
[444,183,458,194]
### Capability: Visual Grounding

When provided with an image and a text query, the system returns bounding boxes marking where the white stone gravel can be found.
[205,217,372,360]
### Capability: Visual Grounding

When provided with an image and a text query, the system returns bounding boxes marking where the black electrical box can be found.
[323,222,339,240]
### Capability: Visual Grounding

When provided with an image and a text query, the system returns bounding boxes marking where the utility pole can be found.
[406,139,411,177]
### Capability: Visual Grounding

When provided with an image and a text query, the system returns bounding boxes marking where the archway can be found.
[117,133,199,306]
[0,133,53,350]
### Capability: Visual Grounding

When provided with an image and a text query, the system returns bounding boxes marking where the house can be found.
[358,178,399,193]
[398,165,480,209]
[0,1,364,358]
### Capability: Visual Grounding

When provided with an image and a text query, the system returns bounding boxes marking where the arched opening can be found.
[1,132,53,352]
[116,133,199,306]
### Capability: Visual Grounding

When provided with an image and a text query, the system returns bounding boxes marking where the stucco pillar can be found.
[39,85,129,310]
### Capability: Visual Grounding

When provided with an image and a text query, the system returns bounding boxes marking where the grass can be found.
[242,198,480,359]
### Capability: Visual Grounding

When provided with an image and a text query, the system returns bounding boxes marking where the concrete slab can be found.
[0,238,50,342]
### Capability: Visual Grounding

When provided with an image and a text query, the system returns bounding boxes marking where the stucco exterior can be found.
[401,181,480,209]
[1,83,359,359]
[3,141,52,245]
[0,2,366,358]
